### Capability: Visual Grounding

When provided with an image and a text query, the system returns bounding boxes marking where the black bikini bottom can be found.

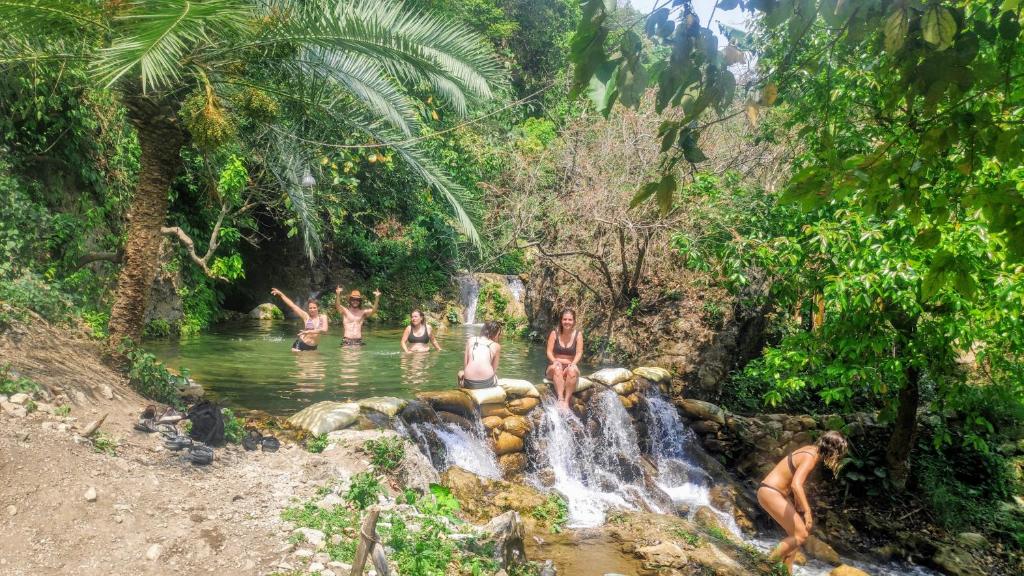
[292,339,318,351]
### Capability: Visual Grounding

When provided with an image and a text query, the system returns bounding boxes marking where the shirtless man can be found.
[334,286,381,346]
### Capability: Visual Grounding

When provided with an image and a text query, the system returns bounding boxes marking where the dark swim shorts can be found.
[292,339,318,351]
[342,338,365,347]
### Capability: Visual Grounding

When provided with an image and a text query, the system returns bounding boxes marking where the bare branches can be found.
[160,202,231,281]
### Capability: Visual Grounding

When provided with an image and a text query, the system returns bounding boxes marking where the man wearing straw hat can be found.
[334,285,381,346]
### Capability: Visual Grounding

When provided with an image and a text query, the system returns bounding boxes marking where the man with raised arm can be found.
[334,285,381,346]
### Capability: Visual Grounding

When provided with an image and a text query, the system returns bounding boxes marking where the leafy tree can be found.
[0,0,504,349]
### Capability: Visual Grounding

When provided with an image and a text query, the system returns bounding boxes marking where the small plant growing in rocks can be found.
[306,433,328,454]
[364,436,405,472]
[531,494,568,534]
[221,408,244,444]
[345,472,382,510]
[92,433,118,456]
[54,404,71,417]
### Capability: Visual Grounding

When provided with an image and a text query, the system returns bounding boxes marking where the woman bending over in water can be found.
[757,431,848,574]
[458,321,502,389]
[401,310,441,352]
[546,309,583,409]
[271,288,329,352]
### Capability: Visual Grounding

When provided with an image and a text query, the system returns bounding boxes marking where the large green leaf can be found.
[884,7,908,53]
[922,5,957,51]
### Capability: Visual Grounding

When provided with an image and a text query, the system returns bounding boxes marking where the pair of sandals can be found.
[242,429,280,452]
[134,405,186,434]
[162,433,214,465]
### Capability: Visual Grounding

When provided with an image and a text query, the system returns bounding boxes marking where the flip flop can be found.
[157,407,185,424]
[242,430,262,451]
[133,418,159,433]
[261,436,280,452]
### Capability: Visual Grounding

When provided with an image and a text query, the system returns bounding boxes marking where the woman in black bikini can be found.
[757,431,848,574]
[400,310,441,352]
[270,288,329,351]
[546,309,583,409]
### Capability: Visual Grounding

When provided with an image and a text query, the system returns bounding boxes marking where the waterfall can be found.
[405,420,500,480]
[528,391,654,527]
[505,275,525,304]
[456,274,480,325]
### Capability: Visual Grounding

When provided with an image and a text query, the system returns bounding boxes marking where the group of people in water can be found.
[270,286,849,574]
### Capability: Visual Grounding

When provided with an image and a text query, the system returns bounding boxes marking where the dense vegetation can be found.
[1,0,1022,566]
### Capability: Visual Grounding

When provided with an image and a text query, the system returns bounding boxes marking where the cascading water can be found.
[456,275,481,325]
[402,418,500,480]
[505,275,525,304]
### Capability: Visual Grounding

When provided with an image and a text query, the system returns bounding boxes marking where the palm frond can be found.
[0,0,108,35]
[267,136,323,262]
[93,0,251,92]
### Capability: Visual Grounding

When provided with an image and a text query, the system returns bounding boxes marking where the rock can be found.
[481,404,514,418]
[632,366,672,383]
[822,414,845,431]
[99,385,114,400]
[507,397,539,415]
[1,402,27,418]
[6,505,16,516]
[482,416,504,430]
[441,467,547,528]
[84,487,97,502]
[79,413,108,437]
[501,415,532,438]
[612,379,637,396]
[797,415,818,430]
[635,541,687,568]
[933,544,985,576]
[479,511,527,568]
[309,562,325,572]
[317,493,344,509]
[691,420,721,435]
[417,390,476,419]
[498,453,527,476]
[357,397,408,418]
[9,393,29,405]
[679,399,726,426]
[287,401,360,435]
[437,410,475,431]
[0,394,6,403]
[540,560,556,576]
[829,566,870,576]
[619,394,636,409]
[494,432,525,456]
[145,543,163,561]
[497,378,540,398]
[313,552,331,564]
[293,549,314,559]
[463,386,507,406]
[249,302,282,319]
[398,400,439,426]
[293,527,326,548]
[574,376,596,393]
[589,367,633,386]
[957,532,987,549]
[804,535,841,565]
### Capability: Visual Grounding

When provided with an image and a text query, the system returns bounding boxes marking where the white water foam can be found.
[456,275,480,325]
[506,275,525,303]
[432,422,501,479]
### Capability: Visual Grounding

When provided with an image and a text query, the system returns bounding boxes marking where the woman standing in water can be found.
[270,288,329,351]
[757,431,848,574]
[458,321,502,389]
[546,309,583,409]
[401,310,441,352]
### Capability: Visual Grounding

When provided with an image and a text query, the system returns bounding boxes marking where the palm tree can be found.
[0,0,504,350]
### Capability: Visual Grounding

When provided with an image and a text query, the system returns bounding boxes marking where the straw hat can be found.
[348,290,363,300]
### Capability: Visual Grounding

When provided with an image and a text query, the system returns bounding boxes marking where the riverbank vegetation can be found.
[2,0,1023,572]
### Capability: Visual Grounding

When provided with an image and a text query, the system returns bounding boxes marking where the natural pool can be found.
[146,320,554,415]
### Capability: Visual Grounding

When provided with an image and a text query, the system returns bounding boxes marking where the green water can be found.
[145,320,554,415]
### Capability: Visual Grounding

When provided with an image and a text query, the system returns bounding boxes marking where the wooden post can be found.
[351,507,390,575]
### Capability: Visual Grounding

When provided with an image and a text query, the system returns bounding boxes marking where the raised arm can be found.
[572,331,584,366]
[546,331,557,363]
[367,289,382,317]
[791,453,816,530]
[271,288,308,321]
[334,286,349,316]
[400,325,411,353]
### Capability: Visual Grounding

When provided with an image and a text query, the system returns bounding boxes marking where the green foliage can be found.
[281,500,360,562]
[345,472,383,510]
[306,433,329,454]
[531,494,568,534]
[143,319,172,339]
[92,433,118,456]
[475,280,527,336]
[122,344,186,408]
[0,271,75,325]
[0,363,41,396]
[55,404,71,417]
[671,528,702,548]
[701,301,724,328]
[364,436,406,473]
[221,408,244,444]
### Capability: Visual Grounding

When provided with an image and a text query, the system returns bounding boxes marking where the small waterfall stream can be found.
[456,275,481,324]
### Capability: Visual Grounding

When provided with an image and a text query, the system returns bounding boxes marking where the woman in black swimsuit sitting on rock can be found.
[546,309,583,409]
[757,430,848,574]
[401,310,441,352]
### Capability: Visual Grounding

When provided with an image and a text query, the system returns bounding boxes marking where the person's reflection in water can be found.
[290,350,327,394]
[335,344,364,394]
[399,346,432,391]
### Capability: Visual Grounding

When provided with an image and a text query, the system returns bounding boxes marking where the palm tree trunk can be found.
[107,98,183,353]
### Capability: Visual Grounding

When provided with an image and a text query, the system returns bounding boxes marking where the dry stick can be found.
[352,507,384,575]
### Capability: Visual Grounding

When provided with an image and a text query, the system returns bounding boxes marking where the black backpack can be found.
[187,400,225,447]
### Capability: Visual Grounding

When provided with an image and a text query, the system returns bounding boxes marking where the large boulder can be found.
[357,396,407,418]
[589,367,633,386]
[418,390,476,419]
[497,378,540,398]
[804,535,841,565]
[441,467,548,530]
[288,401,360,435]
[399,400,439,426]
[829,566,870,576]
[248,302,282,319]
[318,429,440,491]
[679,398,726,426]
[479,511,526,569]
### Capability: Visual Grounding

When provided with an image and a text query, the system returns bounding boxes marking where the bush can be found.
[122,344,186,408]
[0,363,41,396]
[0,271,74,325]
[345,472,382,510]
[306,433,328,453]
[364,436,405,472]
[222,408,244,444]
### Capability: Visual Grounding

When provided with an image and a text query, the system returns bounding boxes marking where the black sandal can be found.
[242,430,262,451]
[184,444,214,465]
[261,436,280,452]
[163,434,193,451]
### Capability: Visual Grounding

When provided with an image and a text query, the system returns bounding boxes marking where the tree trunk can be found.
[886,363,920,490]
[107,96,184,354]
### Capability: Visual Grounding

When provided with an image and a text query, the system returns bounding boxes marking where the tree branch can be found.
[160,202,231,281]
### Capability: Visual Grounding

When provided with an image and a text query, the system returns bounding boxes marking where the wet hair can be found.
[557,308,577,335]
[410,309,424,325]
[481,320,503,339]
[817,430,848,473]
